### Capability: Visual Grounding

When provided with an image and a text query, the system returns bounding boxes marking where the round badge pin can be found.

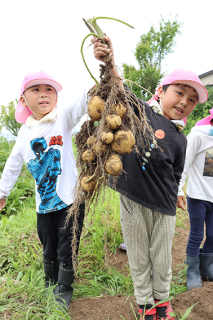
[155,129,165,139]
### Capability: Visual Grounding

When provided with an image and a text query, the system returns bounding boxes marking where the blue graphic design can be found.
[27,137,66,213]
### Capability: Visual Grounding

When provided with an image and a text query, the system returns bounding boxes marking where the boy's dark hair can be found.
[162,84,170,92]
[162,83,197,94]
[156,85,170,103]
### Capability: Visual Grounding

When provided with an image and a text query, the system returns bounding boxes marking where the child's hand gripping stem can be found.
[91,35,123,87]
[81,16,134,84]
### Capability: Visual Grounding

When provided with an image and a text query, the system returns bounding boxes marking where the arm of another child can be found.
[177,195,187,211]
[177,132,202,211]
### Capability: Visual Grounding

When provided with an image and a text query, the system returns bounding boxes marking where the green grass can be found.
[0,186,133,319]
[0,137,191,319]
[0,184,188,319]
[175,208,189,228]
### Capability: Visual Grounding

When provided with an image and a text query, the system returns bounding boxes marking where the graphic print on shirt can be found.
[27,137,67,213]
[203,148,213,176]
[49,135,63,146]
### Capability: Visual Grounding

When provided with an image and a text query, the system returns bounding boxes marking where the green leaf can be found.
[16,271,23,281]
[180,302,199,320]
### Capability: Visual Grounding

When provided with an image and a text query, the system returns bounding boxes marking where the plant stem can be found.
[94,17,134,29]
[81,33,99,84]
[81,16,134,83]
[123,79,154,98]
[88,18,105,40]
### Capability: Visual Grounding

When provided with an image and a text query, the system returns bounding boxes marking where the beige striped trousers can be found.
[120,194,176,306]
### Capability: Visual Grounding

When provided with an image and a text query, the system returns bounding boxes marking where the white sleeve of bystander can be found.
[0,136,24,198]
[178,133,201,196]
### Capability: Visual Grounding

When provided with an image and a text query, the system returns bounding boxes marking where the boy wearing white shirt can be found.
[0,71,89,309]
[177,111,213,291]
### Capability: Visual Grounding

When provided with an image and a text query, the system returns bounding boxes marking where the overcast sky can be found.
[0,0,212,111]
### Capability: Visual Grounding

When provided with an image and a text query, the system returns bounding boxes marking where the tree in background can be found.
[123,16,182,100]
[183,86,213,135]
[0,100,22,136]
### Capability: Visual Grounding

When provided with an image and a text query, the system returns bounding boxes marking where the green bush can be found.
[0,100,22,136]
[0,137,13,171]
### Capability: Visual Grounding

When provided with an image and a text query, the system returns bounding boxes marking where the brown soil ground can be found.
[70,221,213,320]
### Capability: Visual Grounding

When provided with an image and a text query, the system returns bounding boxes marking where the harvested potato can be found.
[106,114,121,129]
[111,127,135,154]
[93,141,108,156]
[116,102,127,118]
[105,154,123,176]
[87,135,96,148]
[87,96,105,121]
[81,176,96,192]
[82,150,95,162]
[101,129,114,144]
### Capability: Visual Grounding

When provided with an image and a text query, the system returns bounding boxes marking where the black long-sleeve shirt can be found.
[110,96,187,216]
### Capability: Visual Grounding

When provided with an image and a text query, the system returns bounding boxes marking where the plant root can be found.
[66,54,156,274]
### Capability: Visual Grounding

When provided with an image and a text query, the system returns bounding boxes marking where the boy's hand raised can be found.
[0,199,6,211]
[91,36,114,64]
[176,195,187,211]
[91,35,123,88]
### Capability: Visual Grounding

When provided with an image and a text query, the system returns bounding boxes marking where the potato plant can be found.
[66,17,156,272]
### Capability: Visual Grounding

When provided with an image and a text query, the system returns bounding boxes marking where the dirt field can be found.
[70,221,213,320]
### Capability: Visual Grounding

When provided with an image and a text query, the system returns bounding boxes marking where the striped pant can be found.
[120,194,176,305]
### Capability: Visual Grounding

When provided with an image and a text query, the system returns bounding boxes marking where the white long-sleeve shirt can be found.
[0,89,88,213]
[178,127,213,203]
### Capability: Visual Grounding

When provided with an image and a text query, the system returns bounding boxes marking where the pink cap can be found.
[148,69,208,105]
[195,108,213,126]
[159,69,208,104]
[147,69,208,126]
[15,70,62,124]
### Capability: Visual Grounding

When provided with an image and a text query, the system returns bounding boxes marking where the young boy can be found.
[177,110,213,291]
[0,70,89,309]
[92,36,208,320]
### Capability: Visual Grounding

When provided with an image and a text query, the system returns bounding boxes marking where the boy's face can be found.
[20,84,57,120]
[158,84,198,121]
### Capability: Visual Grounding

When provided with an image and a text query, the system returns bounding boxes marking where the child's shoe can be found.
[139,306,157,320]
[155,300,174,320]
[54,261,75,309]
[200,251,213,281]
[120,243,126,251]
[43,257,59,287]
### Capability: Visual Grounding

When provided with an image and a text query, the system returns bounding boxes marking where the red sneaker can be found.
[155,301,174,320]
[139,307,157,320]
